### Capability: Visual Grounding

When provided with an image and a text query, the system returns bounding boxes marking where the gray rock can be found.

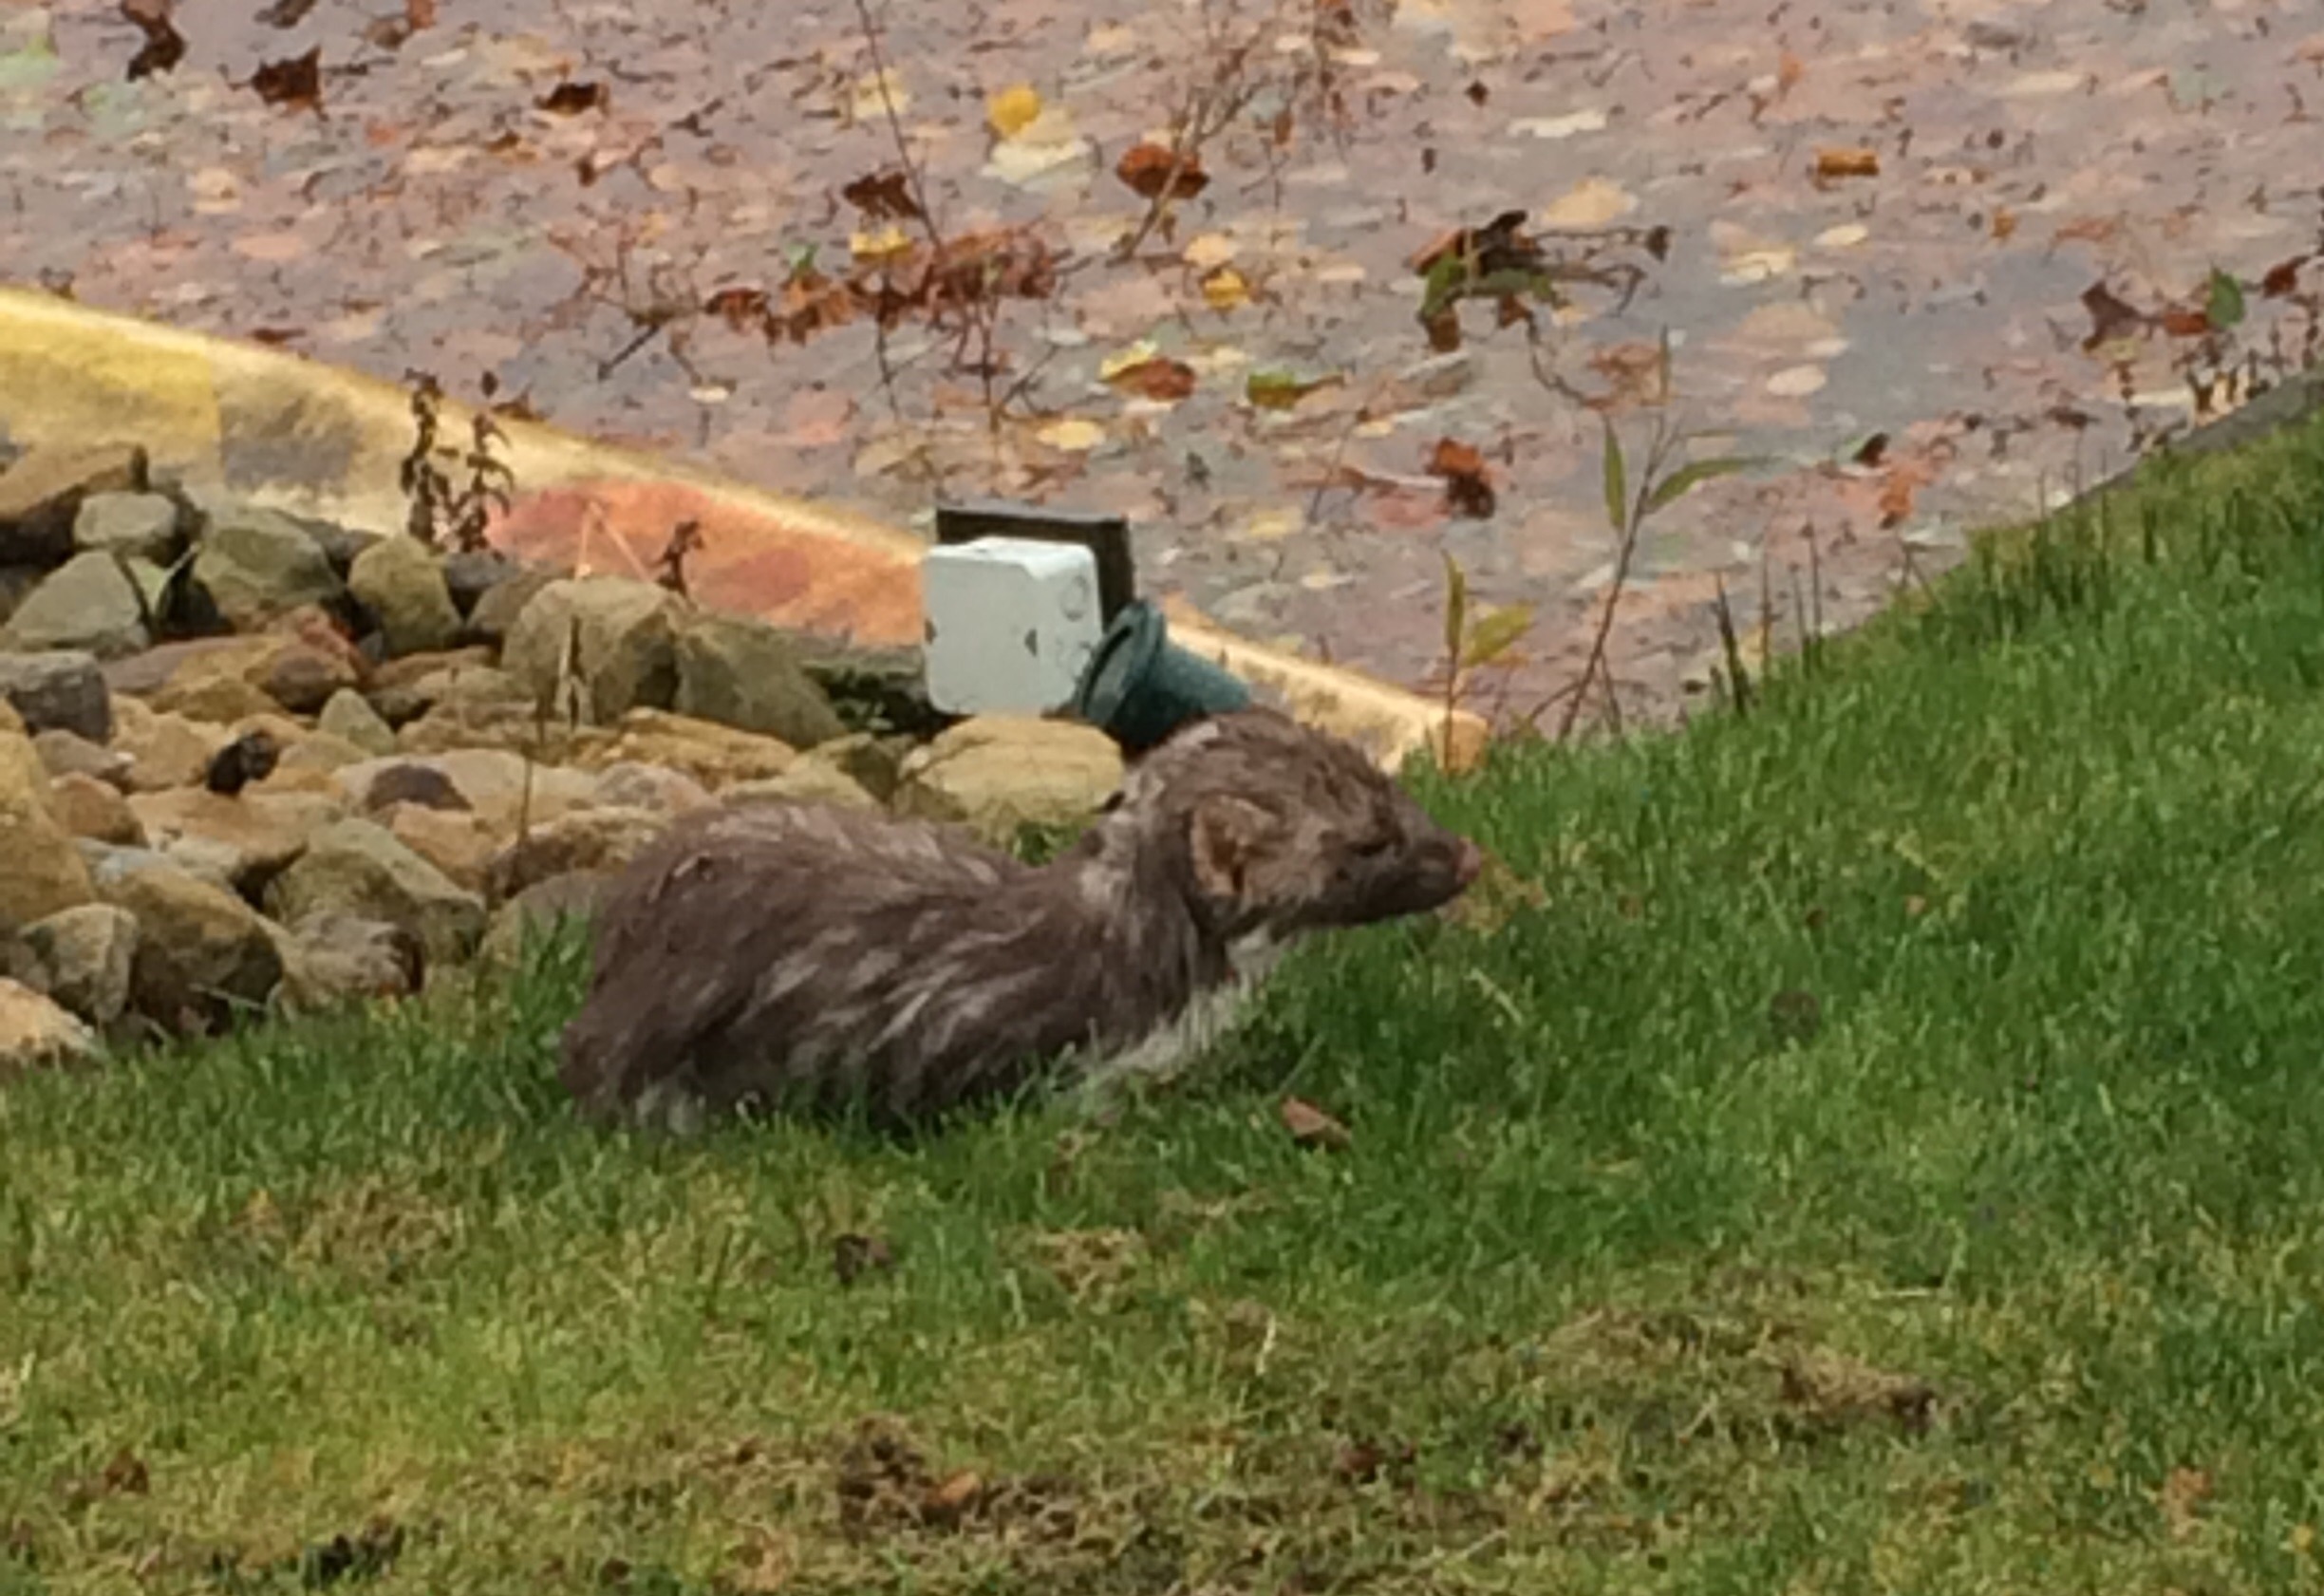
[500,575,684,725]
[265,817,488,967]
[673,610,847,749]
[0,441,148,567]
[440,549,523,616]
[272,911,425,1013]
[190,503,344,631]
[364,645,501,724]
[0,552,151,660]
[127,787,345,900]
[17,902,139,1028]
[316,687,397,757]
[478,871,606,967]
[73,491,183,564]
[89,849,283,1031]
[463,566,557,645]
[0,977,99,1078]
[347,536,463,658]
[799,644,942,738]
[589,760,711,815]
[31,728,131,787]
[0,649,110,741]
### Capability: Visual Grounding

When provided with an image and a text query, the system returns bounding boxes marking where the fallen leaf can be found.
[1107,356,1197,403]
[1116,141,1209,201]
[703,285,770,329]
[1037,417,1107,452]
[831,173,917,233]
[1281,1096,1352,1150]
[1183,233,1237,270]
[2157,307,2210,339]
[1766,364,1827,398]
[832,1232,895,1286]
[1990,207,2017,240]
[922,1471,983,1523]
[850,225,913,266]
[1539,177,1636,229]
[1508,107,1606,140]
[120,0,183,80]
[2080,280,2148,348]
[850,67,909,122]
[1812,146,1881,181]
[1426,436,1496,518]
[2261,254,2311,297]
[536,80,607,115]
[1200,266,1250,311]
[987,83,1042,139]
[1246,369,1340,410]
[250,47,322,111]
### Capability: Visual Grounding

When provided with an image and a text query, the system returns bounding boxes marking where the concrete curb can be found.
[0,285,1488,773]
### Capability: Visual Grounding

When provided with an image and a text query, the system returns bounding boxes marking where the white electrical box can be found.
[922,536,1106,716]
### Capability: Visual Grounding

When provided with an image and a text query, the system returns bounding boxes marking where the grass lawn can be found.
[9,415,2324,1594]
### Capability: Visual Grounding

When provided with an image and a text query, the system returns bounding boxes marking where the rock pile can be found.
[0,441,1124,1078]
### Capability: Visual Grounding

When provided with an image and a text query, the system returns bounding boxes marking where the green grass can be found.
[10,422,2324,1593]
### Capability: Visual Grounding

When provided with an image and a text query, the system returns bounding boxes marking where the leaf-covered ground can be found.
[5,0,2322,721]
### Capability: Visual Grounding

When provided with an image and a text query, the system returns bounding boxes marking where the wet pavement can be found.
[5,0,2320,725]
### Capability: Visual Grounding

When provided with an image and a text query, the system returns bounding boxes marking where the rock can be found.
[152,665,280,725]
[0,649,110,741]
[673,611,847,749]
[0,566,45,629]
[127,787,344,898]
[348,536,463,658]
[73,491,183,564]
[0,441,148,566]
[441,548,522,616]
[266,818,487,967]
[478,871,606,967]
[255,609,368,712]
[367,645,498,706]
[487,805,668,901]
[0,730,96,932]
[893,716,1122,846]
[17,903,139,1028]
[89,850,283,1030]
[272,911,425,1013]
[464,565,558,645]
[265,732,370,786]
[382,803,502,893]
[336,749,598,831]
[191,502,344,631]
[800,644,943,739]
[500,575,684,724]
[47,773,144,846]
[35,729,131,787]
[394,700,611,761]
[590,760,712,815]
[0,552,151,660]
[723,760,882,813]
[110,699,231,792]
[0,978,100,1078]
[572,707,797,790]
[317,688,396,756]
[801,731,909,802]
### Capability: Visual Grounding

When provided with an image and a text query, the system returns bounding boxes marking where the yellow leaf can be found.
[1183,233,1238,270]
[1540,177,1636,229]
[1098,339,1162,382]
[849,225,913,265]
[988,83,1042,139]
[1038,417,1107,452]
[1201,267,1250,311]
[849,67,909,122]
[1244,508,1302,541]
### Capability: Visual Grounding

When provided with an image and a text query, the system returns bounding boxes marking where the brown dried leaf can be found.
[2156,306,2211,339]
[1281,1096,1352,1151]
[922,1470,984,1525]
[703,285,771,330]
[842,167,924,221]
[1106,356,1198,403]
[1115,141,1209,201]
[537,80,608,115]
[1813,146,1881,180]
[250,47,322,111]
[1426,437,1496,518]
[2260,254,2311,298]
[832,1232,896,1286]
[2079,280,2148,349]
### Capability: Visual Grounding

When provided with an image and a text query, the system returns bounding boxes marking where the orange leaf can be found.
[1813,146,1881,180]
[1106,356,1198,403]
[1281,1097,1352,1151]
[1115,141,1209,201]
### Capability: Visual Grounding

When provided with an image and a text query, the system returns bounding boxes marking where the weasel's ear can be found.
[1188,795,1277,901]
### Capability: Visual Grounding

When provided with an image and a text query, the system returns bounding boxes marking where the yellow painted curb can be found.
[0,285,1487,772]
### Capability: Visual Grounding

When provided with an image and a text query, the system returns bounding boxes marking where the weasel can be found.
[556,707,1482,1132]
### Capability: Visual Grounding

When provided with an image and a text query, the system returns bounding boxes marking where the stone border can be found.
[0,285,1487,774]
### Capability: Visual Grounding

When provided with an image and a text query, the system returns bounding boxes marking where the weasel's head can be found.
[1103,708,1483,939]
